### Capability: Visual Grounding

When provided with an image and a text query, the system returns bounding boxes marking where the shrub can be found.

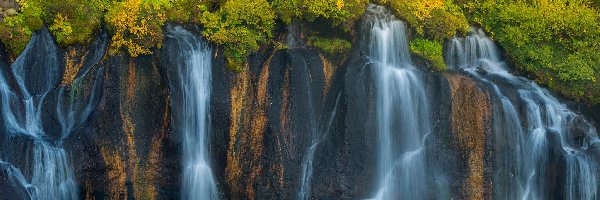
[409,38,446,71]
[46,0,106,46]
[105,0,168,57]
[462,0,600,102]
[271,0,368,30]
[374,0,470,41]
[307,36,351,62]
[0,0,44,56]
[199,0,275,72]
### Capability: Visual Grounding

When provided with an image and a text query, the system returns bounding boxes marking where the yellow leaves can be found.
[336,0,344,10]
[412,0,443,20]
[49,13,73,44]
[106,0,166,57]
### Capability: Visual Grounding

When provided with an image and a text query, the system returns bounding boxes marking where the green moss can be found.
[307,36,351,62]
[409,38,446,71]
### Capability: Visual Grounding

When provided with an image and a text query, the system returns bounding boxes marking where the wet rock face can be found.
[444,73,493,200]
[311,51,378,199]
[70,53,176,199]
[0,162,31,200]
[62,29,175,199]
[208,45,333,199]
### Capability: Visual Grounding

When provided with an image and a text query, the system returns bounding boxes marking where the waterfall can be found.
[0,27,102,200]
[166,26,218,200]
[364,4,432,199]
[298,92,342,200]
[448,29,600,200]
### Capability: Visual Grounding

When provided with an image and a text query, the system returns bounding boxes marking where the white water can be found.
[0,29,91,200]
[166,26,218,200]
[365,4,432,200]
[298,93,342,200]
[448,29,600,200]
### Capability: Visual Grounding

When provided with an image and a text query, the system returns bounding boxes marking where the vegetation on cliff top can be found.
[308,36,352,63]
[460,0,600,103]
[199,0,275,72]
[409,38,446,71]
[1,0,599,103]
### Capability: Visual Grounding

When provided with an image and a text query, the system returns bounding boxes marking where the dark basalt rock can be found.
[0,162,31,200]
[312,50,378,199]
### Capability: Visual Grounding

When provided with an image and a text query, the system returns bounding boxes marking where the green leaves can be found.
[465,0,600,102]
[409,38,446,71]
[308,36,351,62]
[200,0,275,71]
[375,0,470,41]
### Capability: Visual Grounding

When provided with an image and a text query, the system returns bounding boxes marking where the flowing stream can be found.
[166,26,219,200]
[0,28,104,200]
[365,4,432,200]
[298,93,342,200]
[448,29,600,200]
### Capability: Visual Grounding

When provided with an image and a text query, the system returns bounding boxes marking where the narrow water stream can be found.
[166,26,219,200]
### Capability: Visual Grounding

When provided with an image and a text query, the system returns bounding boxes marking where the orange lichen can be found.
[61,47,87,86]
[280,69,295,160]
[276,68,291,188]
[84,180,95,200]
[226,67,250,198]
[447,74,492,200]
[144,94,170,200]
[120,61,139,197]
[99,146,128,200]
[320,54,336,97]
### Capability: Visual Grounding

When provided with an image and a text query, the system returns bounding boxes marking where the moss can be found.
[307,36,351,63]
[409,38,446,71]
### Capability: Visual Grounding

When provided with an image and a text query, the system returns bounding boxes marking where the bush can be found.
[199,0,275,72]
[409,38,446,71]
[165,0,212,23]
[0,0,44,56]
[105,0,169,57]
[308,36,351,62]
[462,0,600,103]
[271,0,368,30]
[374,0,470,41]
[46,0,106,46]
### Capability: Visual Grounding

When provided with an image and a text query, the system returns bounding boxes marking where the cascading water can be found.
[448,29,600,200]
[0,28,103,200]
[364,4,432,200]
[298,92,342,200]
[166,26,218,200]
